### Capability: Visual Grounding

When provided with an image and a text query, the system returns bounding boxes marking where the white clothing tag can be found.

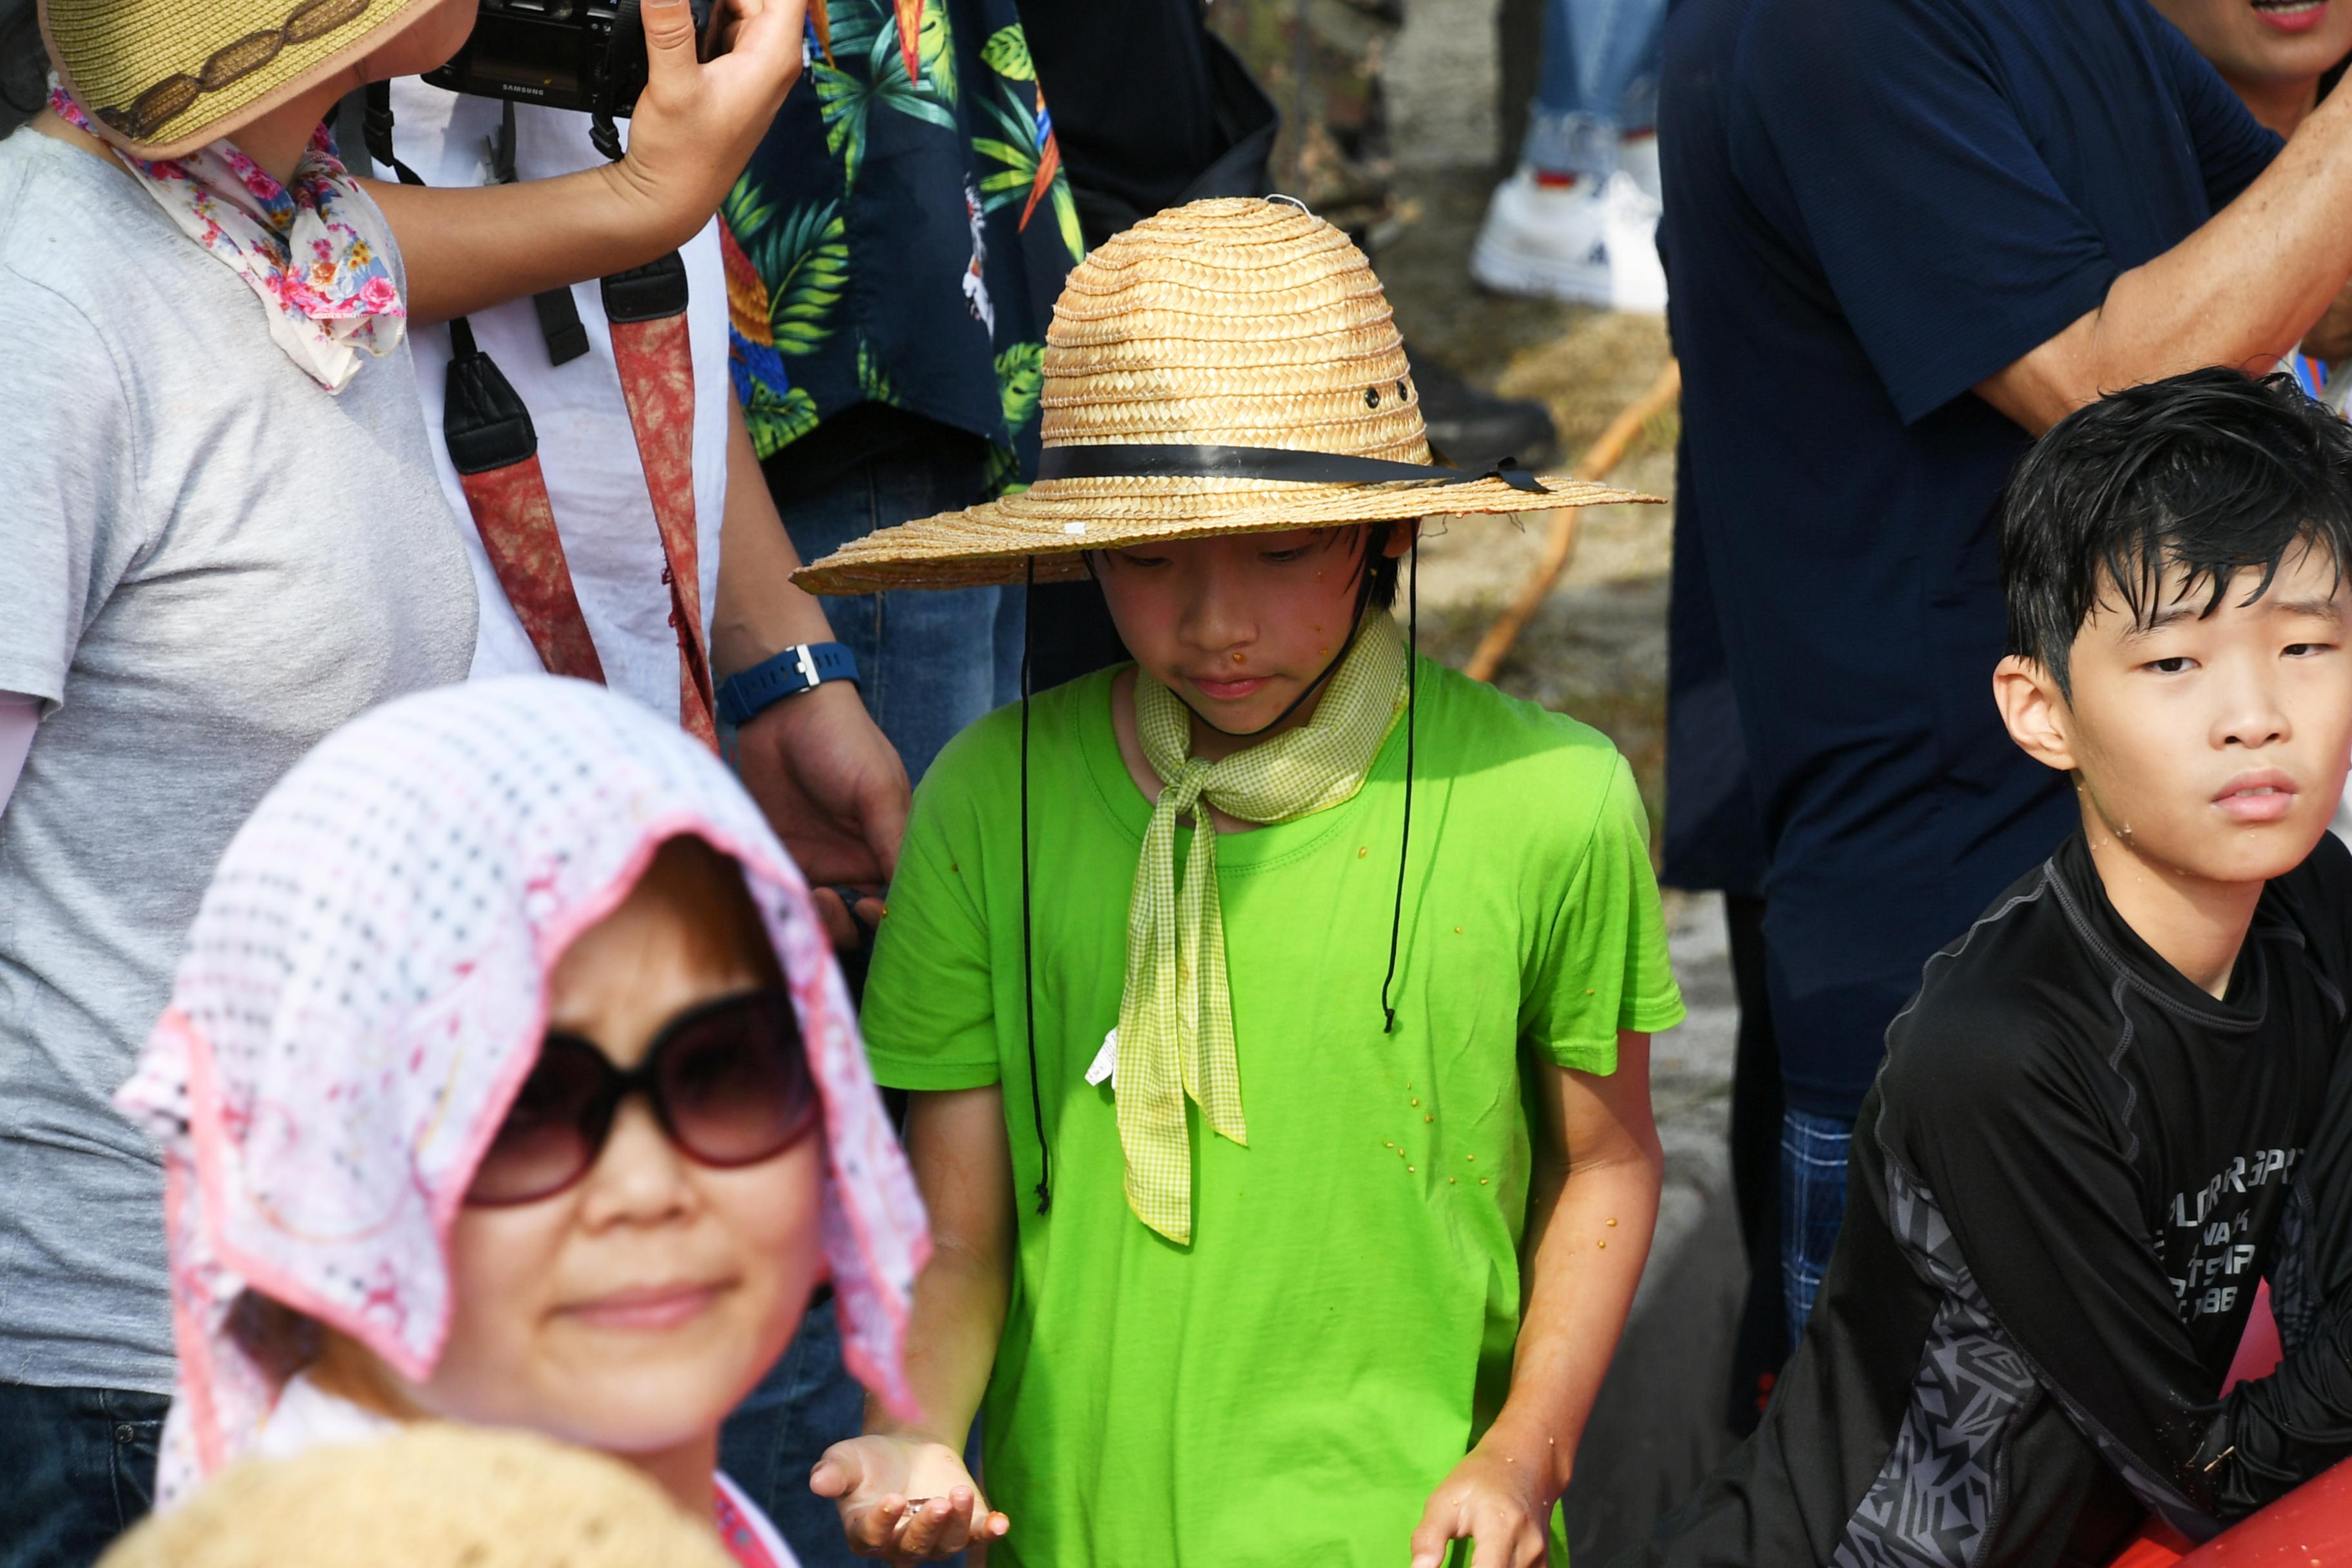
[1086,1028,1119,1088]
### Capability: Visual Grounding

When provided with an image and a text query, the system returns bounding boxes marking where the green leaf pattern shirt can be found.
[724,0,1085,494]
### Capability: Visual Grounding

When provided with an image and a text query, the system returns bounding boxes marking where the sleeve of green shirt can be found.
[1520,752,1686,1073]
[861,732,1006,1092]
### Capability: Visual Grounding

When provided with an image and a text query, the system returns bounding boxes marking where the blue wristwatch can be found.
[716,642,860,726]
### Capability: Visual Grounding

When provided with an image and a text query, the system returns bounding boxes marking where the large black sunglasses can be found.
[467,988,819,1207]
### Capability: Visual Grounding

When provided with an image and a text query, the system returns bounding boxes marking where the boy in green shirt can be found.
[796,198,1687,1568]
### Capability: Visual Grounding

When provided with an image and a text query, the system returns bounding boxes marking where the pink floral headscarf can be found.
[116,676,930,1505]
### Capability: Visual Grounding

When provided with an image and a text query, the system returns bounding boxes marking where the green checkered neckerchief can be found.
[1118,611,1410,1244]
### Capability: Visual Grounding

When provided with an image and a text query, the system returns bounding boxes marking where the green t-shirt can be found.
[862,658,1684,1568]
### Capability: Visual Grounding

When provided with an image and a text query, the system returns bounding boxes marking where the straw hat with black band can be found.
[797,197,1658,1219]
[791,196,1650,597]
[40,0,451,158]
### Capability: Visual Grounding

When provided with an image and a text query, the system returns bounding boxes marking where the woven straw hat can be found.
[794,197,1656,594]
[99,1423,737,1568]
[41,0,447,157]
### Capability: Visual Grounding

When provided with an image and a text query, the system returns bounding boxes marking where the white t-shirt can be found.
[386,81,731,723]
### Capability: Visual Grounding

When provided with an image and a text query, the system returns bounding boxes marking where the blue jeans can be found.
[1779,1106,1854,1350]
[778,453,1025,787]
[0,1383,170,1568]
[1524,0,1667,179]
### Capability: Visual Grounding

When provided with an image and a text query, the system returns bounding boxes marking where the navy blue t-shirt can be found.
[1658,0,2280,1117]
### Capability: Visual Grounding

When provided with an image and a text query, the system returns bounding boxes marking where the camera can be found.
[424,0,719,120]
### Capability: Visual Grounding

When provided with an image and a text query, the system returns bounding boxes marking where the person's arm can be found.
[2213,994,2352,1513]
[363,0,805,325]
[1410,1035,1665,1568]
[809,1085,1016,1564]
[1729,0,2327,442]
[0,694,35,816]
[712,397,911,945]
[1886,1017,2275,1541]
[1975,85,2352,433]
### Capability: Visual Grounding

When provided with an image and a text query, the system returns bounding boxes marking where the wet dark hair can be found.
[1999,368,2352,695]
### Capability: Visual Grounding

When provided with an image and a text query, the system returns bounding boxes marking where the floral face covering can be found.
[50,84,406,393]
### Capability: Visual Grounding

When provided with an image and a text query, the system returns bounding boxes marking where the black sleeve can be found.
[2215,843,2352,1513]
[1882,1014,2231,1535]
[1730,0,2117,425]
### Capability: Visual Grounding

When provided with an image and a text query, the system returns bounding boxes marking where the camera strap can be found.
[365,83,717,745]
[485,101,593,368]
[441,263,718,749]
[442,317,612,689]
[601,249,720,748]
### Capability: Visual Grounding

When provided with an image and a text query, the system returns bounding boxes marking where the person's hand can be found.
[810,1434,1010,1563]
[733,682,910,947]
[1409,1441,1558,1568]
[603,0,807,250]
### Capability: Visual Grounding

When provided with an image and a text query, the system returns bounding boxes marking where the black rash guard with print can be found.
[1623,832,2352,1568]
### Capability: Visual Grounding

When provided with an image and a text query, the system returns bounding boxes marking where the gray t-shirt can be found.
[0,128,476,1393]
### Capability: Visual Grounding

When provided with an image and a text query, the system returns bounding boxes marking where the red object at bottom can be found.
[2178,1458,2352,1564]
[2108,1527,2193,1568]
[2103,1462,2352,1568]
[2102,1284,2342,1567]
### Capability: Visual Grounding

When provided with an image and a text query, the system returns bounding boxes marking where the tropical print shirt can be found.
[725,0,1086,494]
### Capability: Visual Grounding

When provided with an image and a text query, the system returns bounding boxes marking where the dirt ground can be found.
[1377,168,1681,844]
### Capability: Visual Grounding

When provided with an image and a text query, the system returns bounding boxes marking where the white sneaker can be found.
[1469,166,1667,315]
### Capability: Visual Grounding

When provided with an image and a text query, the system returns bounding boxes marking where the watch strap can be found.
[716,642,860,726]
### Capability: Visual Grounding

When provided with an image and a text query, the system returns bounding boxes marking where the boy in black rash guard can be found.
[1625,368,2352,1568]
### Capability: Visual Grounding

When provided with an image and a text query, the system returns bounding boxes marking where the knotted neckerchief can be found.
[51,84,406,393]
[1118,609,1411,1243]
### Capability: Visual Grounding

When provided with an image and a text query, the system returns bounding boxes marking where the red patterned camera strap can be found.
[605,253,718,749]
[460,454,609,684]
[440,253,717,750]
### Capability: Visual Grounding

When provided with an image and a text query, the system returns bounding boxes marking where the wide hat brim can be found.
[41,0,446,157]
[792,198,1664,594]
[792,467,1658,593]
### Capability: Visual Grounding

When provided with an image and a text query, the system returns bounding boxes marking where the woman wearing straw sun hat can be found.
[0,3,802,1562]
[801,196,1687,1568]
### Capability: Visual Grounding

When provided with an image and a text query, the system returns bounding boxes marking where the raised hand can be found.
[612,0,808,242]
[810,1433,1010,1564]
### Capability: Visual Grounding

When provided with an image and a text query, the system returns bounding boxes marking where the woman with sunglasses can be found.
[108,676,929,1563]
